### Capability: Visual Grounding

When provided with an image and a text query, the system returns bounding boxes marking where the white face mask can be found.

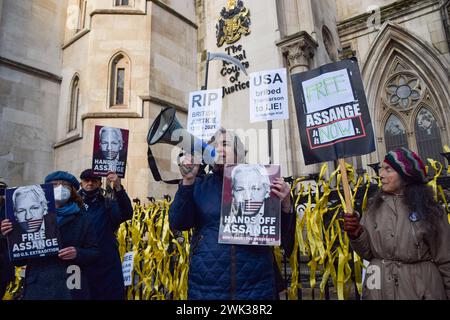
[54,185,71,205]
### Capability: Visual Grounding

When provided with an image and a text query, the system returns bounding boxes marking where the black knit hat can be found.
[80,169,102,181]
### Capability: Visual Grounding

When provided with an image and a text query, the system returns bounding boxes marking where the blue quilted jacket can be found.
[169,170,295,300]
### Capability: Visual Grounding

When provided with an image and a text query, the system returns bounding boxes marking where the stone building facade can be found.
[55,0,198,199]
[0,0,67,187]
[1,0,449,200]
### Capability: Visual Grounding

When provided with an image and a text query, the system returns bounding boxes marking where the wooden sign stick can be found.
[338,158,353,215]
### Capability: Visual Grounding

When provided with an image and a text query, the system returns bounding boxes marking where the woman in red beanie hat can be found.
[344,148,450,300]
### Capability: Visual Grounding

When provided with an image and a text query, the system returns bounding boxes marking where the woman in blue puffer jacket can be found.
[169,128,296,300]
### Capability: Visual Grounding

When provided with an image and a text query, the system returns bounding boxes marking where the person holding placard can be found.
[169,128,296,300]
[78,169,133,300]
[0,171,99,300]
[344,148,450,300]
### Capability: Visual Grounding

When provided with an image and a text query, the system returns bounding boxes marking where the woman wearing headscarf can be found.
[344,148,450,299]
[0,171,99,300]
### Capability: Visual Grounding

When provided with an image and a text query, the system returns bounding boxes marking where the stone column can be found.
[276,31,318,177]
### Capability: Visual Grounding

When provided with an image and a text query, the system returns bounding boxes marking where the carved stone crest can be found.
[216,0,251,47]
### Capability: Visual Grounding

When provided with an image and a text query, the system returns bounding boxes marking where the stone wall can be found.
[337,0,450,167]
[0,0,67,186]
[54,0,197,199]
[2,0,449,193]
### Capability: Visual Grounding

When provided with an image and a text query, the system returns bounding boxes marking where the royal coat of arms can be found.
[216,0,251,47]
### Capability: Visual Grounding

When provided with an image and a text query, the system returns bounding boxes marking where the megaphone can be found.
[146,107,216,183]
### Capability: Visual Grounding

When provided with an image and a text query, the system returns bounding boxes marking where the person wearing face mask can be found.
[169,128,296,300]
[344,148,450,300]
[0,181,15,299]
[0,171,99,300]
[78,169,133,300]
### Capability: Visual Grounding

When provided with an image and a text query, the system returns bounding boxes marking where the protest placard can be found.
[291,58,375,166]
[92,125,129,178]
[218,164,281,246]
[122,251,134,287]
[187,89,222,141]
[5,184,59,261]
[249,68,289,123]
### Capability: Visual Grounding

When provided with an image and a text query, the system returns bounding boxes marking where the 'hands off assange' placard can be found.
[187,89,222,141]
[250,68,289,123]
[218,164,281,246]
[291,59,375,165]
[92,125,129,178]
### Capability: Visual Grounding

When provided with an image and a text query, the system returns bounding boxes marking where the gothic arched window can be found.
[77,0,87,32]
[384,114,408,152]
[68,75,80,132]
[322,25,337,62]
[380,56,444,162]
[109,53,130,108]
[415,108,443,162]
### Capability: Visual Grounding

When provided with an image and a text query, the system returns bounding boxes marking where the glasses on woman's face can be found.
[50,180,72,188]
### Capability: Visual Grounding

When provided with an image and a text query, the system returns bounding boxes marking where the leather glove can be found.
[343,213,363,240]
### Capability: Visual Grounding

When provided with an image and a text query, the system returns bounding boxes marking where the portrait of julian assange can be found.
[92,125,129,177]
[219,164,281,245]
[5,184,58,260]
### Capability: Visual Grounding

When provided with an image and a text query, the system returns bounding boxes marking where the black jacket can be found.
[170,172,296,300]
[81,188,133,300]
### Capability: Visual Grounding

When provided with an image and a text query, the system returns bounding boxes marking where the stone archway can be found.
[361,21,450,165]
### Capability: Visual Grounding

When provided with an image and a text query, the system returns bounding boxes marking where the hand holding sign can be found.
[106,171,122,192]
[58,246,77,260]
[343,213,363,239]
[270,178,291,212]
[1,219,12,236]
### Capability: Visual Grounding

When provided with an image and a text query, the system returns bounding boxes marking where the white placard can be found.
[122,251,134,286]
[249,68,289,123]
[187,89,222,141]
[302,69,355,114]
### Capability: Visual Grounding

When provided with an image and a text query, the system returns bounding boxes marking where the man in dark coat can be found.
[0,181,15,299]
[79,169,133,300]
